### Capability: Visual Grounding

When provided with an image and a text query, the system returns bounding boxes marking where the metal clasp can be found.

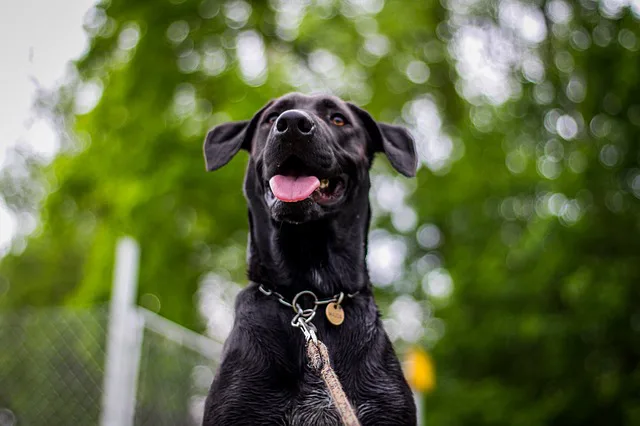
[292,316,318,344]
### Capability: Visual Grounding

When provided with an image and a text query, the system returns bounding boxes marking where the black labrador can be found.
[202,93,418,425]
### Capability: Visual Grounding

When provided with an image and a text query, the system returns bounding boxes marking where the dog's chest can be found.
[286,387,342,426]
[285,380,376,426]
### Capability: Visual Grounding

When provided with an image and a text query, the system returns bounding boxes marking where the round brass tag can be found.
[325,302,345,326]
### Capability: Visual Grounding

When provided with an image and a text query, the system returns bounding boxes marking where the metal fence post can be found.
[414,391,425,426]
[101,237,144,426]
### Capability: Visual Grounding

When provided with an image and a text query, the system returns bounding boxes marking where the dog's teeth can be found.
[319,179,329,189]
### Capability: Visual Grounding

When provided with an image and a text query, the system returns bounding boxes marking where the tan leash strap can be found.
[259,286,362,425]
[307,340,362,426]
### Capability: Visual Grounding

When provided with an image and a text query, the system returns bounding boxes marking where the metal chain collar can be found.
[258,285,359,343]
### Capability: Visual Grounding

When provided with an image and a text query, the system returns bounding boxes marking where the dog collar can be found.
[258,285,359,331]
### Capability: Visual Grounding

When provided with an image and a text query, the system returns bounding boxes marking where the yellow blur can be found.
[404,347,435,393]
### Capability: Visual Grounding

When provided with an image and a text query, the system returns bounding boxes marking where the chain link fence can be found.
[0,306,221,426]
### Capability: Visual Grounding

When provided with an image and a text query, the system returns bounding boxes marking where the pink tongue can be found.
[269,175,320,202]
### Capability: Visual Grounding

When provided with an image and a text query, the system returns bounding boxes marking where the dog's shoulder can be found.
[233,284,291,331]
[222,284,303,368]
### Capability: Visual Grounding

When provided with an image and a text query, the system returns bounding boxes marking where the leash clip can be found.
[293,316,318,345]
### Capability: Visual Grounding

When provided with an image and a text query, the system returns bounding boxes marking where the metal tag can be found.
[325,302,345,326]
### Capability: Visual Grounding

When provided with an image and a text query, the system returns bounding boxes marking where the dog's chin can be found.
[268,199,324,224]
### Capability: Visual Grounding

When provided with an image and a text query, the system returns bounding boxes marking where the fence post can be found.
[414,391,425,426]
[101,237,144,426]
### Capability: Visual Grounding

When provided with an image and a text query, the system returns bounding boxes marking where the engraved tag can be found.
[325,302,345,326]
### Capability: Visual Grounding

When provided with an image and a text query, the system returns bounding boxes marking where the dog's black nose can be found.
[275,110,314,135]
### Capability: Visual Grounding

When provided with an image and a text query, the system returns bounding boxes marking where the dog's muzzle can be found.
[263,110,346,208]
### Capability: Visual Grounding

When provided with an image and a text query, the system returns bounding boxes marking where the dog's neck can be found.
[246,205,371,297]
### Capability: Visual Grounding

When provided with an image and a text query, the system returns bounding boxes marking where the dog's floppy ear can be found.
[203,101,273,171]
[348,103,418,177]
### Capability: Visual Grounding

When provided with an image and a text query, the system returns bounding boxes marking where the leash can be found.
[306,339,361,426]
[258,285,362,426]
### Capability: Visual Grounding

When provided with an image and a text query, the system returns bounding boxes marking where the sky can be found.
[0,0,95,254]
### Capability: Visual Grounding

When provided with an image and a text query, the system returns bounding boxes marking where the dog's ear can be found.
[203,101,273,171]
[348,103,418,177]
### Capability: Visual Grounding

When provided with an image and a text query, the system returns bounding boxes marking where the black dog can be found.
[202,93,417,425]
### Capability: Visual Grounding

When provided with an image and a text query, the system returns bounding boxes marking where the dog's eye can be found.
[265,113,279,125]
[330,113,346,127]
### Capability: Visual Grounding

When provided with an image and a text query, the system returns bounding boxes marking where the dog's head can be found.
[204,93,416,224]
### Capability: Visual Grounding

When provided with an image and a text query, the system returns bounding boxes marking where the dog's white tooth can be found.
[320,179,329,189]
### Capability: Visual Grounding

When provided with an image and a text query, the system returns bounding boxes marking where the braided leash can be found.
[307,339,361,426]
[259,285,362,426]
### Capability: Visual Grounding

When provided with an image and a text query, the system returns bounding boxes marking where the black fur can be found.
[202,93,418,425]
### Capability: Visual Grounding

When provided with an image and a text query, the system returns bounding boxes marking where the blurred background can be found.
[1,0,640,424]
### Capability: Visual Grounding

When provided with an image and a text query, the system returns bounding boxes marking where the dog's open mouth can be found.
[268,174,346,205]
